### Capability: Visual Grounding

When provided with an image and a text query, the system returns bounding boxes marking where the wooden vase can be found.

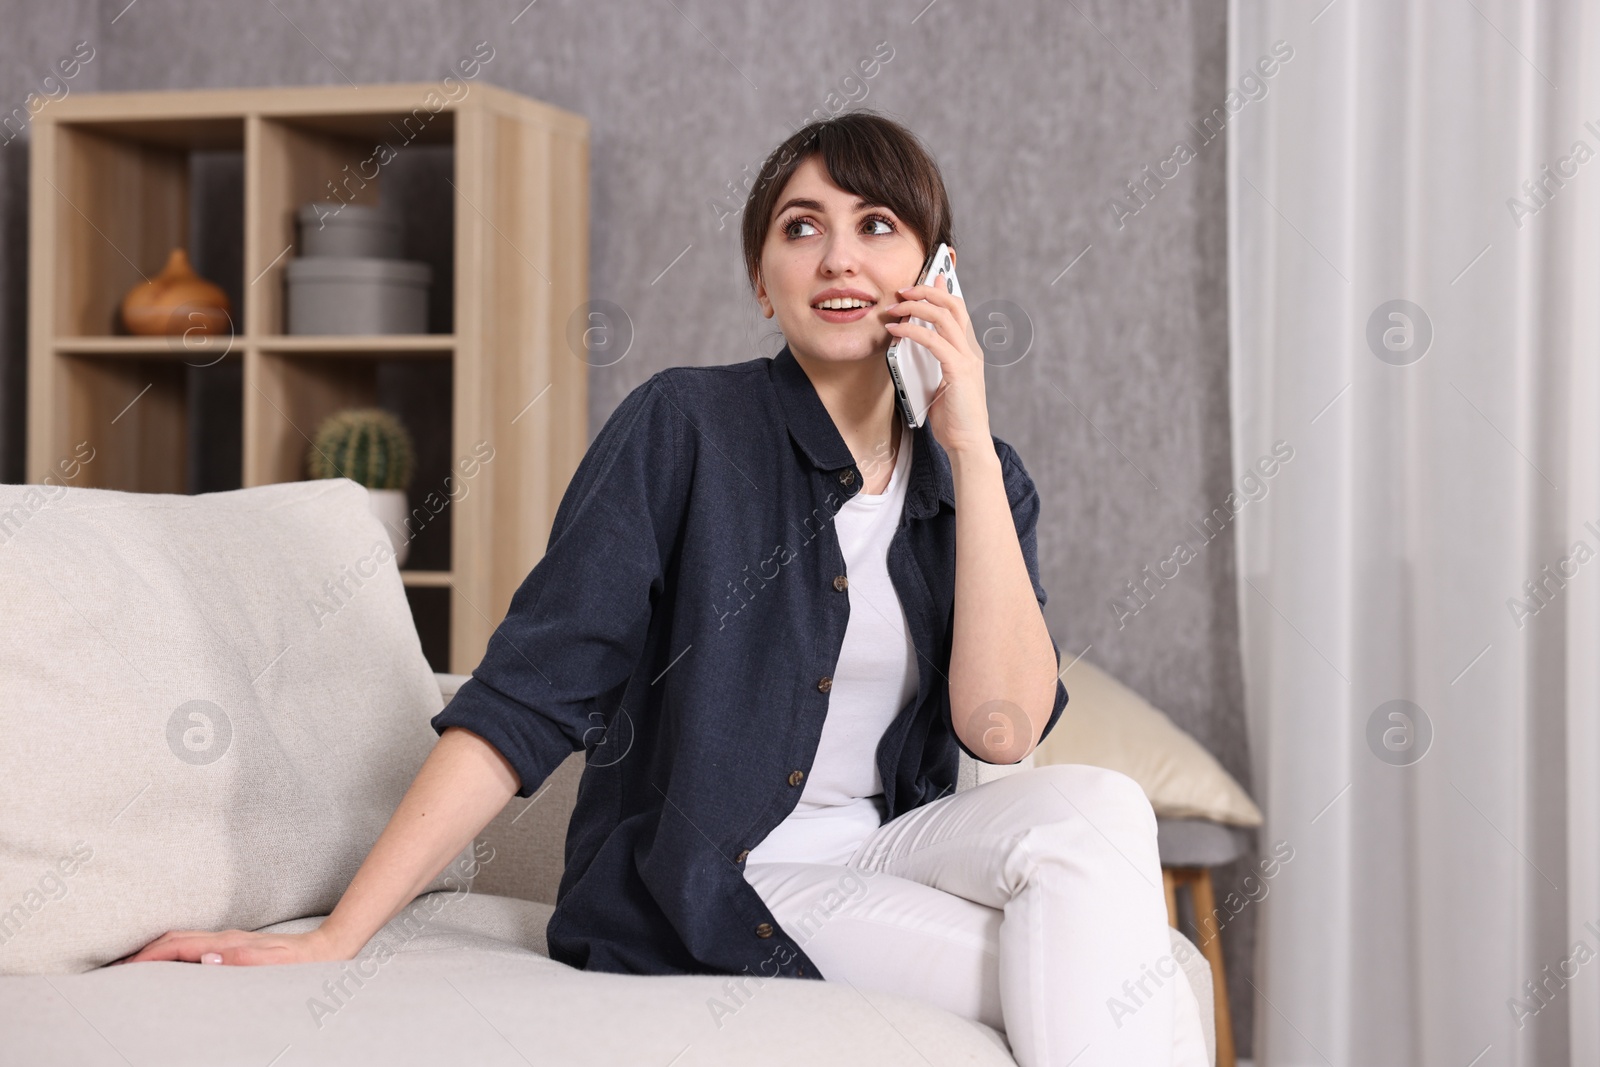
[120,248,233,336]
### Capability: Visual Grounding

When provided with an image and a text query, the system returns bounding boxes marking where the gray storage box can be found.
[286,257,432,335]
[297,203,403,259]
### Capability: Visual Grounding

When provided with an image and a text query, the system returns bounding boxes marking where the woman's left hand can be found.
[884,273,992,456]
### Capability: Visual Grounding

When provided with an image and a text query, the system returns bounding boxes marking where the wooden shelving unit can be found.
[26,84,591,674]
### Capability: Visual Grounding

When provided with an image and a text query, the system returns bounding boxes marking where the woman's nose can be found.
[819,236,863,276]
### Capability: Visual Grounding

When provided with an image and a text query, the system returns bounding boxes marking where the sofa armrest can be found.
[1171,927,1216,1066]
[955,749,1037,793]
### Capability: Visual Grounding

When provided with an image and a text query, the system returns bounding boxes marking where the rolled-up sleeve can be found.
[432,371,688,797]
[950,437,1070,763]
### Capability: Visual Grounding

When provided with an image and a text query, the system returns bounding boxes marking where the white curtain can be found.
[1229,2,1600,1065]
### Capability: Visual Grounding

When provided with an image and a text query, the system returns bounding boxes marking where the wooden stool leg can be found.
[1186,868,1235,1067]
[1163,867,1179,927]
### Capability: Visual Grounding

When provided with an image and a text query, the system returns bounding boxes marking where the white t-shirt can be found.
[744,431,919,867]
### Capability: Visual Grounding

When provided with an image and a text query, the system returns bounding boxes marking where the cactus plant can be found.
[307,408,415,491]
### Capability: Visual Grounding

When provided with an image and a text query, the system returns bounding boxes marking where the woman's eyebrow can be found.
[773,196,885,217]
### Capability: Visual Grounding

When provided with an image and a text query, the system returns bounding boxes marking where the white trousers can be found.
[743,763,1210,1067]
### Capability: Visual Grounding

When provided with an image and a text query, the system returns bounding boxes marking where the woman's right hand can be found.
[111,926,353,967]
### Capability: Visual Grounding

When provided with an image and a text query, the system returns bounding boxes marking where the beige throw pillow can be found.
[0,478,472,974]
[1035,658,1262,827]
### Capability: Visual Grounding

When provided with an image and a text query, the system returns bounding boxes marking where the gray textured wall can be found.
[0,0,1253,1050]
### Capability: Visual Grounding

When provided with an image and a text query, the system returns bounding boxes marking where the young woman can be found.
[120,111,1206,1067]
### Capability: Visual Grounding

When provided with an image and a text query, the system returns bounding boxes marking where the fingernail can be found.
[201,952,223,965]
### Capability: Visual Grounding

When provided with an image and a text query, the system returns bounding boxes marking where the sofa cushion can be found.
[0,478,473,975]
[0,890,1019,1066]
[0,886,1213,1065]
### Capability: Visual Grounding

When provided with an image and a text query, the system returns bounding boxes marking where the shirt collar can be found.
[769,343,956,517]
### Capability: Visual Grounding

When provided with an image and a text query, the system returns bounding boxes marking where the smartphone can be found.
[886,242,961,429]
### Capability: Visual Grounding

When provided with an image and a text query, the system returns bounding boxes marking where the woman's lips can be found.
[811,304,874,323]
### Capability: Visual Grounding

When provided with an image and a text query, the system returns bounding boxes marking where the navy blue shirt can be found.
[431,342,1068,981]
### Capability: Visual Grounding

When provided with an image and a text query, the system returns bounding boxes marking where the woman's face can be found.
[755,155,930,368]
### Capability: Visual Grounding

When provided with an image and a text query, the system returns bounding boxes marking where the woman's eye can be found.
[864,215,895,235]
[785,218,818,238]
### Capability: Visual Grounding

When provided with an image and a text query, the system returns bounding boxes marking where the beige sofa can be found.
[0,478,1213,1065]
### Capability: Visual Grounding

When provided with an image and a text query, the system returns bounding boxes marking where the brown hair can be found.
[740,110,954,293]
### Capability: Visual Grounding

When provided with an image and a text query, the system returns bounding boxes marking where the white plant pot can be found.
[366,488,410,568]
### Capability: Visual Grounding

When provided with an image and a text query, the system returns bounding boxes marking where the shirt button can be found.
[755,922,774,938]
[832,575,849,592]
[736,849,750,863]
[817,676,833,693]
[839,469,856,486]
[788,769,805,786]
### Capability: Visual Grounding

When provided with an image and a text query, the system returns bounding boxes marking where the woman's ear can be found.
[754,270,774,318]
[948,247,956,270]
